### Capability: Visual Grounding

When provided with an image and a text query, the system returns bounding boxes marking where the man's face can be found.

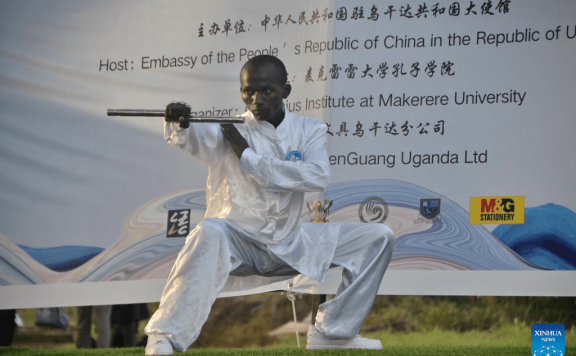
[240,63,290,124]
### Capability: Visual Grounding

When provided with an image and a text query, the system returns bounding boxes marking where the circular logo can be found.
[285,151,303,162]
[358,197,389,223]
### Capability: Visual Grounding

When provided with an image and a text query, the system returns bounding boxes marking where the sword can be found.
[107,109,245,124]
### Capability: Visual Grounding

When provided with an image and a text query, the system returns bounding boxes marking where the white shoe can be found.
[145,334,173,355]
[306,325,383,350]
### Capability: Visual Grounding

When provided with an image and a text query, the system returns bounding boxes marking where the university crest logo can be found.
[420,199,441,220]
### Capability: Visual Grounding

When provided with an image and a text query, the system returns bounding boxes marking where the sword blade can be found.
[107,109,245,123]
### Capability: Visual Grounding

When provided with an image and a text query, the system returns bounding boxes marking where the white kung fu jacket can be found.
[164,106,339,283]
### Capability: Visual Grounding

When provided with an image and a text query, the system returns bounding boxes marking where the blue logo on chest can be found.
[285,151,303,162]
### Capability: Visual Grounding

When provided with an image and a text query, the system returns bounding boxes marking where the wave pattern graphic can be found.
[322,180,540,271]
[0,180,550,286]
[493,204,576,270]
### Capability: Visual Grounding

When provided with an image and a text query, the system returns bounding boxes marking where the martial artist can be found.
[144,55,395,355]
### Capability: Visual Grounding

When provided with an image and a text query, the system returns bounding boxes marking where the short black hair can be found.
[241,55,288,85]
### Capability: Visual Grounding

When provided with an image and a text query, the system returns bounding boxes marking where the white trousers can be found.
[145,218,395,352]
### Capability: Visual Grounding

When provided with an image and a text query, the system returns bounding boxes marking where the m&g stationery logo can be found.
[531,323,565,356]
[469,196,524,224]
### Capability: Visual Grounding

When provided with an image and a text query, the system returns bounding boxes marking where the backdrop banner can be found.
[1,0,575,308]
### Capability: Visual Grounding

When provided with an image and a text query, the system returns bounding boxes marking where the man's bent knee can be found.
[372,224,396,251]
[194,218,229,234]
[380,224,396,244]
[185,218,230,245]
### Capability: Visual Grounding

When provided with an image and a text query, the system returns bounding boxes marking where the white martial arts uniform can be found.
[144,107,395,352]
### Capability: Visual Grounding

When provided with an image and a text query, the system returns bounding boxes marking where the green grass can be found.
[2,346,576,356]
[274,323,576,348]
[6,324,574,355]
[11,296,576,352]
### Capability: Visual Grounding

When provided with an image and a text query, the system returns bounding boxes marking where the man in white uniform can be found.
[144,55,395,355]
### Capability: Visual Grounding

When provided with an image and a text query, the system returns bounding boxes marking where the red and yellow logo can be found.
[469,196,524,224]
